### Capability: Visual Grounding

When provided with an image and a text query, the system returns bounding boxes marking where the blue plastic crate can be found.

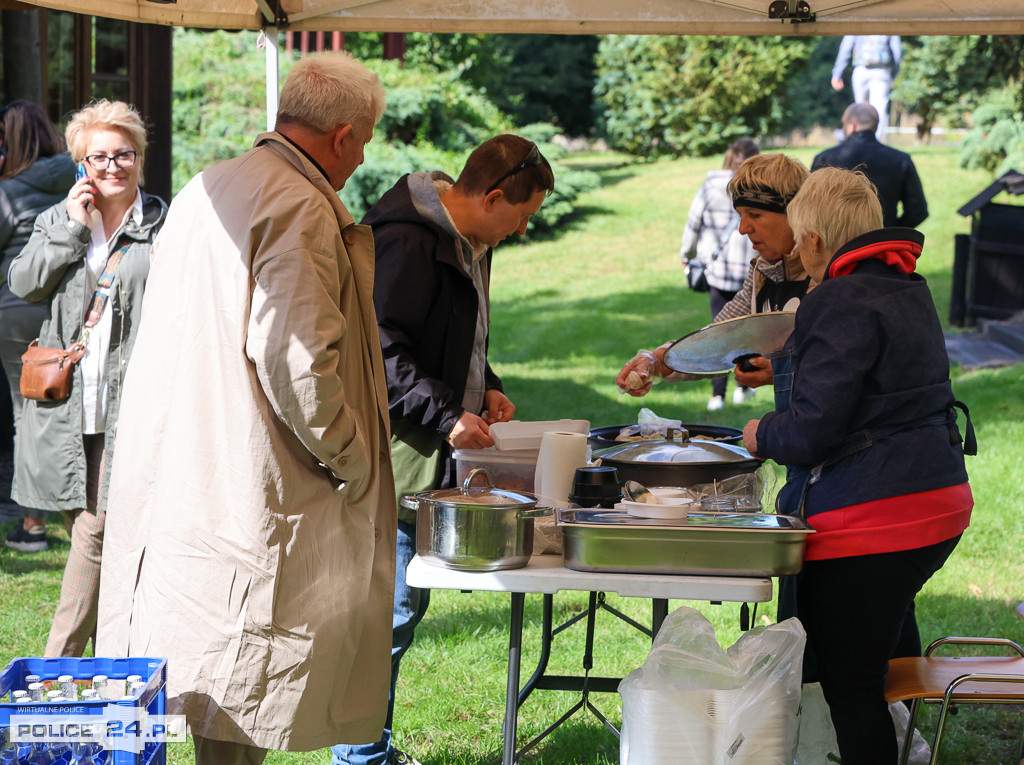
[0,657,168,765]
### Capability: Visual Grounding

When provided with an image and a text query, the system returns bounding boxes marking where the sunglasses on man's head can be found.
[486,144,543,195]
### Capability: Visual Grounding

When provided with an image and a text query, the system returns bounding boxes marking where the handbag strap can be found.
[708,215,740,262]
[82,239,131,331]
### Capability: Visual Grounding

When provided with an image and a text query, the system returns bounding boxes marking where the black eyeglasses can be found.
[486,144,543,194]
[83,151,138,171]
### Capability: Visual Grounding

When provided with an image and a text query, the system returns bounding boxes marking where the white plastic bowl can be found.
[618,498,695,520]
[648,486,690,500]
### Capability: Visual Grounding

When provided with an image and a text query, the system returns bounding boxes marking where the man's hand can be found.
[742,418,764,460]
[734,356,773,388]
[447,412,494,450]
[831,76,845,91]
[483,389,515,425]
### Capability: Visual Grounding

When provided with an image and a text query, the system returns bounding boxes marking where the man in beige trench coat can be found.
[96,51,396,765]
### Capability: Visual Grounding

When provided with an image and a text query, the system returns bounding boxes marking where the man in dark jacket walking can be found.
[811,103,928,229]
[331,134,554,765]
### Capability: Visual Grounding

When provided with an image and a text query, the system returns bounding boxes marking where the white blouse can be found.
[80,190,143,434]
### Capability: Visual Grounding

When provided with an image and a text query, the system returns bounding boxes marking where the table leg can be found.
[502,591,525,765]
[518,593,554,707]
[652,598,669,641]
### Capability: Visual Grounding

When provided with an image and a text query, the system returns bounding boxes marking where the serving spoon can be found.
[622,480,657,504]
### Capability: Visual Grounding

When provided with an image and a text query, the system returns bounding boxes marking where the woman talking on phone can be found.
[0,100,75,553]
[7,99,167,656]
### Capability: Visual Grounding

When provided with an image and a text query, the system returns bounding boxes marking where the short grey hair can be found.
[276,50,386,137]
[788,167,883,257]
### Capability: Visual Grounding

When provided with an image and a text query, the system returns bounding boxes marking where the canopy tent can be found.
[13,0,1024,36]
[14,0,1024,128]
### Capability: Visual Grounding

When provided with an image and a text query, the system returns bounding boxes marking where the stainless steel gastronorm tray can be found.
[556,508,814,577]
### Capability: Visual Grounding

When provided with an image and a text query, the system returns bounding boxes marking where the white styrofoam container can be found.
[489,419,589,451]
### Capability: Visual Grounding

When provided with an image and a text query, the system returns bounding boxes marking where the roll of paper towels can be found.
[534,431,589,506]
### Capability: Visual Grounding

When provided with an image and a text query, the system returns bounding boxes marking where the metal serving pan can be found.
[556,509,813,577]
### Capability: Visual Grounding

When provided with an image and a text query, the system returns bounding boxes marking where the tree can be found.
[1,10,43,103]
[594,35,810,158]
[780,36,850,133]
[403,33,600,136]
[892,35,1024,139]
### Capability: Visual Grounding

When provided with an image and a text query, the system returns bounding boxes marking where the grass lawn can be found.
[2,141,1022,764]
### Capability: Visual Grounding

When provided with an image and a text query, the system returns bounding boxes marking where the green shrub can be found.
[172,29,282,194]
[340,141,462,221]
[594,35,810,159]
[959,86,1024,175]
[341,121,600,234]
[170,31,596,233]
[368,59,513,151]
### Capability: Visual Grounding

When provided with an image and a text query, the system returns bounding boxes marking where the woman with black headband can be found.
[615,153,813,405]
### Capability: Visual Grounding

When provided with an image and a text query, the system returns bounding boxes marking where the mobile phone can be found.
[75,162,88,182]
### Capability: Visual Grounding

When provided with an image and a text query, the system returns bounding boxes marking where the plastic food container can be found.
[454,448,538,492]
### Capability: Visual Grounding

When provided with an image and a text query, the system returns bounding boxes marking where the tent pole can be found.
[265,25,280,132]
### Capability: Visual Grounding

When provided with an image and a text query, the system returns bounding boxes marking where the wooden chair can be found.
[884,636,1024,765]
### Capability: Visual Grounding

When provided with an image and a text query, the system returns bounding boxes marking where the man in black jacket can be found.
[811,103,928,229]
[331,135,554,765]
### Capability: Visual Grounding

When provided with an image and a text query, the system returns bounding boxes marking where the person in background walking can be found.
[812,103,928,229]
[831,35,901,143]
[8,99,167,655]
[0,100,75,553]
[680,138,760,411]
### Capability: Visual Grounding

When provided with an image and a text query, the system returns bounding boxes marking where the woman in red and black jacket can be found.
[743,167,974,765]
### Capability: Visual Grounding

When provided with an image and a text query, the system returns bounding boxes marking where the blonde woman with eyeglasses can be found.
[7,99,167,657]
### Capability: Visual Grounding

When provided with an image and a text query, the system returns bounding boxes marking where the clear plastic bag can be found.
[645,466,778,513]
[636,407,685,438]
[620,606,805,764]
[794,683,932,764]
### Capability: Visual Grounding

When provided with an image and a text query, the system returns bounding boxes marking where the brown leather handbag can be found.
[18,238,131,403]
[20,339,87,402]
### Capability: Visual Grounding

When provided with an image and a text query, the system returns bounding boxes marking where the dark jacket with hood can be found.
[756,228,972,560]
[811,131,928,229]
[365,172,502,493]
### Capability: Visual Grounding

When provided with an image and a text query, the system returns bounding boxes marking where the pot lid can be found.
[415,468,538,506]
[664,312,796,375]
[594,438,756,465]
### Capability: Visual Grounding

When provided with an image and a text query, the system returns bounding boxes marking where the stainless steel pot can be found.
[401,469,551,571]
[592,436,761,488]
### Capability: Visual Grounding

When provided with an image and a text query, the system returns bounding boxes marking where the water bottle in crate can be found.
[0,657,173,765]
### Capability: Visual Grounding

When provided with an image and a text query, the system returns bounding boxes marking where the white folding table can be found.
[406,554,773,765]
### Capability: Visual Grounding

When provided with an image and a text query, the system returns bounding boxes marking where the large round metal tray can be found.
[664,312,796,374]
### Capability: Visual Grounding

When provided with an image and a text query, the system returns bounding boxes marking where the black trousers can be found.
[794,535,962,765]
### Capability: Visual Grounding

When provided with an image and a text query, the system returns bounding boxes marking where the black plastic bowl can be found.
[587,422,743,450]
